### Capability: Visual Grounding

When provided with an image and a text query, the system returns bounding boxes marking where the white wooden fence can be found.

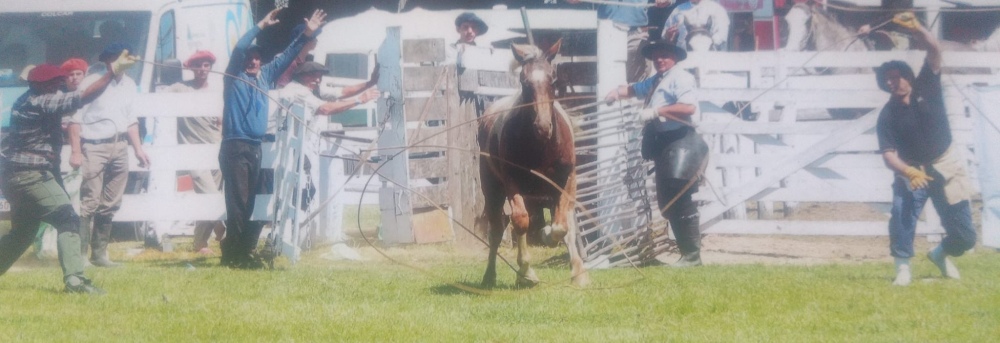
[577,46,999,266]
[686,50,1000,235]
[50,91,358,250]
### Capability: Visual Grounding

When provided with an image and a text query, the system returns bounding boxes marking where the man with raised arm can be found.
[220,8,326,269]
[0,52,137,294]
[278,61,378,261]
[72,43,151,268]
[873,13,976,286]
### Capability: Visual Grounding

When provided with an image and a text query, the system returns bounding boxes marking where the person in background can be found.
[662,0,730,51]
[567,0,673,82]
[278,62,378,261]
[0,52,136,294]
[872,13,977,286]
[163,50,226,255]
[219,8,325,269]
[604,40,707,267]
[71,43,151,268]
[445,12,489,65]
[62,58,88,180]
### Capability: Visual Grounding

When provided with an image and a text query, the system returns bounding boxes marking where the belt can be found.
[82,133,128,145]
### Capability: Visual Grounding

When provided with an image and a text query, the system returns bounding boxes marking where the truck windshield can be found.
[0,11,151,88]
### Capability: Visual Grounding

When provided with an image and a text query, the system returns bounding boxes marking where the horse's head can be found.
[511,39,563,138]
[686,27,714,52]
[782,3,812,51]
[683,14,714,52]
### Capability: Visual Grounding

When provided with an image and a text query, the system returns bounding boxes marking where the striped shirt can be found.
[1,90,82,169]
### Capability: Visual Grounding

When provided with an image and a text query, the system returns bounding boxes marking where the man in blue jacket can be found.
[219,8,326,269]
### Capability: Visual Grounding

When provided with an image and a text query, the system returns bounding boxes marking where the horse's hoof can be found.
[542,225,567,247]
[481,278,496,289]
[516,269,540,288]
[572,274,591,288]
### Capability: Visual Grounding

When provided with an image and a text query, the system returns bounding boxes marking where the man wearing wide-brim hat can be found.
[0,51,137,294]
[604,39,708,268]
[455,12,488,45]
[277,61,377,261]
[446,12,489,66]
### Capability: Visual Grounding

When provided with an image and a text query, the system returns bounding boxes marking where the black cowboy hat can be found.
[455,12,488,35]
[294,61,329,77]
[640,40,687,62]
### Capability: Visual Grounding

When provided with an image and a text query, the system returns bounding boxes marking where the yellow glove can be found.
[903,166,933,190]
[893,12,919,30]
[110,49,138,77]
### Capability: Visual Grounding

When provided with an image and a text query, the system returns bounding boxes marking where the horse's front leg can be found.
[510,194,539,288]
[553,173,590,287]
[481,195,505,289]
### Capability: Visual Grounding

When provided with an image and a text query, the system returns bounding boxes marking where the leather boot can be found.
[670,251,703,268]
[90,215,120,268]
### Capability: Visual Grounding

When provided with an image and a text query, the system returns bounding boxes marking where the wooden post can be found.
[377,27,414,245]
[447,74,484,244]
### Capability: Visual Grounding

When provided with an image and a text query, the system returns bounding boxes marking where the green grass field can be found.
[2,233,999,342]
[2,207,999,341]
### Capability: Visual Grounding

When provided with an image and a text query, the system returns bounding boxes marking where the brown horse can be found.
[477,39,589,288]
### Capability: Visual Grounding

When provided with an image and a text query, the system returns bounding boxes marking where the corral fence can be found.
[5,14,999,267]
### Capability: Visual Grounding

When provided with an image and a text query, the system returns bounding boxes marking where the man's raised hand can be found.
[258,8,282,29]
[110,49,139,77]
[304,9,327,37]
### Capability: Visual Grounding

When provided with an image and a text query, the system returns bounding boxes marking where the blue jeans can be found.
[889,172,977,258]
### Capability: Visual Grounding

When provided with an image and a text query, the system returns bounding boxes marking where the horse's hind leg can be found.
[553,173,590,287]
[510,194,539,288]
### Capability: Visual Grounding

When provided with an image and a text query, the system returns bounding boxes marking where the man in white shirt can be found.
[662,0,731,51]
[605,40,708,267]
[69,43,151,267]
[278,61,377,260]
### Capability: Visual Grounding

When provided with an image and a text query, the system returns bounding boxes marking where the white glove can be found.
[638,108,659,122]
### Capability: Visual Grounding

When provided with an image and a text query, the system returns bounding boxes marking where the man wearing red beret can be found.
[164,50,226,254]
[60,58,89,176]
[0,52,136,294]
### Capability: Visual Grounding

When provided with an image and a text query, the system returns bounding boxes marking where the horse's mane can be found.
[808,6,866,52]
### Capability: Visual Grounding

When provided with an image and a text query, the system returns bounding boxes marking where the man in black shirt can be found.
[873,13,976,286]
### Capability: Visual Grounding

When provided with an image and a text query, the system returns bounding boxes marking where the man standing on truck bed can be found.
[219,7,326,269]
[0,52,137,294]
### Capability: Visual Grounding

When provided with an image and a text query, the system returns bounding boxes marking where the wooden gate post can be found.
[377,27,414,244]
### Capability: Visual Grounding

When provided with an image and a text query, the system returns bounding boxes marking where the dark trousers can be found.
[219,140,264,265]
[650,129,702,255]
[889,170,977,258]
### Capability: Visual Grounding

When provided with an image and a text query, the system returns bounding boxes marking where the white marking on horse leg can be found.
[556,174,589,287]
[510,194,529,234]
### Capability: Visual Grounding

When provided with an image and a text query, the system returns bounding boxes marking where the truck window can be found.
[153,10,179,90]
[0,11,151,127]
[0,11,151,88]
[155,10,176,64]
[325,53,368,80]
